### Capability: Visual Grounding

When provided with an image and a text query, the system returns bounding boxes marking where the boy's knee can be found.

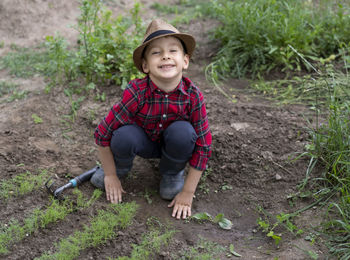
[163,121,197,154]
[111,125,141,155]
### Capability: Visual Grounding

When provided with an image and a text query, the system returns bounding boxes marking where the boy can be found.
[91,19,212,219]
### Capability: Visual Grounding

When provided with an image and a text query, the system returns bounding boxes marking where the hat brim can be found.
[133,32,196,73]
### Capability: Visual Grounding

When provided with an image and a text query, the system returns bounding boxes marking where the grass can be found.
[0,169,51,200]
[206,0,350,81]
[0,189,102,255]
[115,217,175,260]
[151,0,213,26]
[0,45,50,78]
[37,202,138,260]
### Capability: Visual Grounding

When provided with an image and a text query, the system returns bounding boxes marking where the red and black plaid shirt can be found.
[95,76,212,171]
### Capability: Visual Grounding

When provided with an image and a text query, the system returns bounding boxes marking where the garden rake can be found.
[45,166,99,200]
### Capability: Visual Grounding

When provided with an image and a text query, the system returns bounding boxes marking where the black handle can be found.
[73,166,99,186]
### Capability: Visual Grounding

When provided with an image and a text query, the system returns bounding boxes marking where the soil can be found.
[0,0,328,259]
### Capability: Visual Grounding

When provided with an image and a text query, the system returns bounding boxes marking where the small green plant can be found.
[257,217,282,246]
[31,114,43,124]
[0,169,51,200]
[177,236,225,260]
[198,167,211,195]
[37,202,138,260]
[191,212,233,230]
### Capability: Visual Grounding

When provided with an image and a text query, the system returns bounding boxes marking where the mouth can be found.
[158,64,175,69]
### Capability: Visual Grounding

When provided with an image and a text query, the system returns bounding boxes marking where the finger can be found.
[176,206,183,219]
[168,199,175,208]
[106,186,111,201]
[172,204,179,217]
[117,189,122,203]
[188,207,192,217]
[182,208,187,219]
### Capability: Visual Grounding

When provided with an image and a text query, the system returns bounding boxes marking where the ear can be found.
[142,59,149,73]
[183,54,190,70]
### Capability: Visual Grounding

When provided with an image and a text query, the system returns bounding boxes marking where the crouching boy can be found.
[91,19,212,219]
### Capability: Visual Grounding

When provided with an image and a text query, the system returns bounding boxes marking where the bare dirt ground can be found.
[0,0,328,259]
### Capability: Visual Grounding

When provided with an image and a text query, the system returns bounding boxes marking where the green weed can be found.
[177,236,225,260]
[0,169,50,200]
[37,202,138,260]
[206,0,350,80]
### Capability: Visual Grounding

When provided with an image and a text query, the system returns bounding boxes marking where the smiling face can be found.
[142,36,190,91]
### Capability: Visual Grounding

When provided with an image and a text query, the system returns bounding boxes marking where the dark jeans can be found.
[91,121,197,198]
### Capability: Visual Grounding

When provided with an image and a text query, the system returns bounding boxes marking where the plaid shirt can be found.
[95,76,212,171]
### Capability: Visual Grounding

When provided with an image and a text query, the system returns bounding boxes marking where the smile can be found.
[159,64,175,69]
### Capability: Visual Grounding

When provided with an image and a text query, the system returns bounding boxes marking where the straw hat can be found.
[133,19,196,73]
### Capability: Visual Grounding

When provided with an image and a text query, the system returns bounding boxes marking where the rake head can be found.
[44,177,73,200]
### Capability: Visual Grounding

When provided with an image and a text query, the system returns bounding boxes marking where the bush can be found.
[46,0,144,89]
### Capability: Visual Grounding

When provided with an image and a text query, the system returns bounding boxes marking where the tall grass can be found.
[301,61,350,258]
[206,0,350,80]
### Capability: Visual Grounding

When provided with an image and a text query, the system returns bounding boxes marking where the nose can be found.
[162,51,170,60]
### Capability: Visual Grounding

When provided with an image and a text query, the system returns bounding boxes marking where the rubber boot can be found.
[159,149,187,200]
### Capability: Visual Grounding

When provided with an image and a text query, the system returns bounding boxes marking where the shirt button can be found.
[165,95,168,98]
[159,123,163,128]
[162,114,166,118]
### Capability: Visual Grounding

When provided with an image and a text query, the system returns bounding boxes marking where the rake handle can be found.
[69,166,99,187]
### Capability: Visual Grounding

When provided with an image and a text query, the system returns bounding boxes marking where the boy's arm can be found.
[98,145,125,203]
[168,166,202,219]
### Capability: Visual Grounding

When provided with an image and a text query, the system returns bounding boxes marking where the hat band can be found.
[143,30,175,43]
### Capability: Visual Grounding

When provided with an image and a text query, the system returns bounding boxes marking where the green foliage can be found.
[0,170,50,200]
[191,212,232,230]
[37,202,138,260]
[206,0,350,80]
[45,0,144,89]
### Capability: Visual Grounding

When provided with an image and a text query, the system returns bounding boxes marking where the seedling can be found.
[0,170,51,200]
[31,113,43,124]
[228,243,242,257]
[191,212,233,230]
[0,190,102,255]
[37,202,138,260]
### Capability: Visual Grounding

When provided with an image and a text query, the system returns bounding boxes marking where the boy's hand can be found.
[104,174,125,204]
[168,190,194,219]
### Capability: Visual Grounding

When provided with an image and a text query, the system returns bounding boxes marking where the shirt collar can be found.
[147,76,189,96]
